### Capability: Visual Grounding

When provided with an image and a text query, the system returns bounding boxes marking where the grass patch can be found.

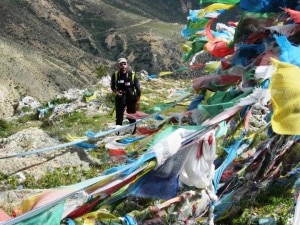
[0,119,11,137]
[43,111,113,140]
[0,116,41,138]
[22,166,100,189]
[221,183,294,225]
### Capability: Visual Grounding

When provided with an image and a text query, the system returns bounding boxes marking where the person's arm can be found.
[134,75,141,97]
[134,75,141,110]
[111,72,116,93]
[111,72,123,96]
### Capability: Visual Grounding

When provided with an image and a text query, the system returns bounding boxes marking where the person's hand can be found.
[116,90,122,96]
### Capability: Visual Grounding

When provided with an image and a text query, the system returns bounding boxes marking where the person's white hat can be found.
[118,58,127,64]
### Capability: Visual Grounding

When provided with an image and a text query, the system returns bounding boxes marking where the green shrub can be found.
[96,64,109,79]
[0,119,11,137]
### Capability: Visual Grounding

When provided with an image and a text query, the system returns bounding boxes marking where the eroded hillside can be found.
[0,0,198,118]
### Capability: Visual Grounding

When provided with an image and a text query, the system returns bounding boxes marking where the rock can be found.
[0,127,91,179]
[15,96,41,117]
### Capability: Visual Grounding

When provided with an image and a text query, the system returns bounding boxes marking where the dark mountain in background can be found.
[0,0,199,118]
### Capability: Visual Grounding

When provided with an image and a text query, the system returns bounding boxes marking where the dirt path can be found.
[116,19,152,31]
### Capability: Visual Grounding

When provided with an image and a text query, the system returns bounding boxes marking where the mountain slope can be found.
[0,0,198,118]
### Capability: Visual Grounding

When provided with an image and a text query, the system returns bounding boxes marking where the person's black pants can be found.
[115,95,136,125]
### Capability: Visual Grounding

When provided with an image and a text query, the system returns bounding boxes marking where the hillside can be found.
[0,0,199,119]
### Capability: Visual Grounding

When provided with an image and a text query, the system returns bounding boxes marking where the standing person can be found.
[110,57,141,128]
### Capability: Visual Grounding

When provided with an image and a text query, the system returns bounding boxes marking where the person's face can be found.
[119,62,127,72]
